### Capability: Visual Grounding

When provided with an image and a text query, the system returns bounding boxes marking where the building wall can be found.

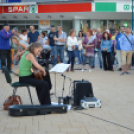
[1,0,87,3]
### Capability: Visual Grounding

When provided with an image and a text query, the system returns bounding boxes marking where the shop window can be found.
[0,21,8,24]
[0,25,3,30]
[80,20,90,33]
[26,25,38,31]
[91,20,107,33]
[26,21,38,24]
[50,20,61,31]
[39,20,50,34]
[100,20,107,33]
[62,20,73,36]
[108,20,120,35]
[8,21,25,24]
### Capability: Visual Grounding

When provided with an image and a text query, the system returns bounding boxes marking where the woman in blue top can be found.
[101,32,113,71]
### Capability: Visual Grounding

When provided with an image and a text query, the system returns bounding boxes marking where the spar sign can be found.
[3,5,38,13]
[117,2,134,12]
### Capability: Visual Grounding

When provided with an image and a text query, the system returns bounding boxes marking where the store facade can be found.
[0,1,133,35]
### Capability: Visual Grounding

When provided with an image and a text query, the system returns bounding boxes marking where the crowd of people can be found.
[0,23,134,75]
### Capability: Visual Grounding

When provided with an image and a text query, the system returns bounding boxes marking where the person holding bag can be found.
[67,30,78,72]
[81,29,96,72]
[120,27,134,75]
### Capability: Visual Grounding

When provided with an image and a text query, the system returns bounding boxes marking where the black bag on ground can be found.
[8,104,68,116]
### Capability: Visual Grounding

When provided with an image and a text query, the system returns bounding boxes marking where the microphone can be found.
[61,74,72,80]
[61,74,68,78]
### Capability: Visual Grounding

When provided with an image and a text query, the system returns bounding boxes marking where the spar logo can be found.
[30,5,37,13]
[124,5,130,10]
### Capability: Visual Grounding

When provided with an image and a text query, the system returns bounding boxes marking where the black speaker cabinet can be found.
[73,80,94,106]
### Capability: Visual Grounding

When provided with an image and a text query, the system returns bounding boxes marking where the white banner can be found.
[117,2,134,12]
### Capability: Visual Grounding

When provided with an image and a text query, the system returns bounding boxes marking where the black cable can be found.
[76,111,134,132]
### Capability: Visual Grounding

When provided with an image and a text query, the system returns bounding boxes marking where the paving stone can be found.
[0,65,134,134]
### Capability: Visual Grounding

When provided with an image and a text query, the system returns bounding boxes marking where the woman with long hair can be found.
[39,31,48,45]
[101,32,113,71]
[81,29,96,72]
[77,31,84,64]
[67,30,78,71]
[19,43,52,105]
[20,29,28,43]
[11,36,28,64]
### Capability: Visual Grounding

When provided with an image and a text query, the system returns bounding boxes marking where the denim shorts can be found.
[83,56,94,66]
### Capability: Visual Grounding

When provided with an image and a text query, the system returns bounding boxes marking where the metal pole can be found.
[132,0,133,33]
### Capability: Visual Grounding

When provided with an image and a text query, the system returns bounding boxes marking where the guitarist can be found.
[19,43,51,105]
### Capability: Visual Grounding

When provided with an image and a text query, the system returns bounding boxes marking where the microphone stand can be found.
[62,74,66,99]
[58,74,66,104]
[68,77,72,96]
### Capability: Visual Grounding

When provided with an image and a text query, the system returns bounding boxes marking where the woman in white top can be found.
[67,30,78,71]
[19,29,28,43]
[39,32,48,45]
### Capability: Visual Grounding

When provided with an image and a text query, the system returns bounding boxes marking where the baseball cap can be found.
[3,23,9,26]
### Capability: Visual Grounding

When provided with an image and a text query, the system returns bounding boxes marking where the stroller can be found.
[38,45,52,69]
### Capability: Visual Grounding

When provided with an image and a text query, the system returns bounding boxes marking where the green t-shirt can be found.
[19,51,32,77]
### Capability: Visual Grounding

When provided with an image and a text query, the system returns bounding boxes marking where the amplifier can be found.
[73,80,94,106]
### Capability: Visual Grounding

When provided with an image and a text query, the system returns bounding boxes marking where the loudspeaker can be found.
[73,80,94,106]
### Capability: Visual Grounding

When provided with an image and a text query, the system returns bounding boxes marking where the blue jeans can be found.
[78,50,83,64]
[13,52,19,65]
[83,56,94,66]
[68,51,75,69]
[54,45,64,66]
[50,46,56,56]
[93,49,102,67]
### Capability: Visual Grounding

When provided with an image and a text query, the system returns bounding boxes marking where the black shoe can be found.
[100,66,102,69]
[118,68,122,71]
[91,66,95,68]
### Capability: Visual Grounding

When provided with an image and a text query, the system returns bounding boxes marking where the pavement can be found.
[0,64,134,134]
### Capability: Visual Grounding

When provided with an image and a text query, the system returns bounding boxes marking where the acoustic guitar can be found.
[31,67,43,81]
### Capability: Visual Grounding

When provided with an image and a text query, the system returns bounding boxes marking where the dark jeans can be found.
[19,70,51,105]
[68,51,75,70]
[0,50,11,71]
[132,53,134,65]
[101,51,113,70]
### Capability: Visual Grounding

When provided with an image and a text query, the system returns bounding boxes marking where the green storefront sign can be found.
[95,2,116,12]
[124,5,134,11]
[124,5,130,10]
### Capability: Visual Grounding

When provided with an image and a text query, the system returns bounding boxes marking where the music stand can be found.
[49,63,70,96]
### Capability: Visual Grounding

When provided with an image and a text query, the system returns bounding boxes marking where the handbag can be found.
[83,48,87,56]
[3,95,23,110]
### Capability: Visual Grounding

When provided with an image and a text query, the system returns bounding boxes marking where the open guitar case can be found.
[8,104,68,116]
